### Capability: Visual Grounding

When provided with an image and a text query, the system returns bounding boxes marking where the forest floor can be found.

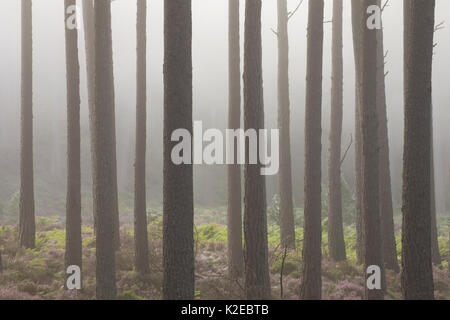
[0,205,449,300]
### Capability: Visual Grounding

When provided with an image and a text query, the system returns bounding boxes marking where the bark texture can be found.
[134,0,150,275]
[430,126,441,265]
[227,0,244,278]
[64,0,82,283]
[277,0,296,250]
[93,0,117,300]
[376,0,399,273]
[327,0,346,262]
[401,0,435,300]
[163,0,195,300]
[300,0,324,300]
[19,0,36,249]
[243,0,271,300]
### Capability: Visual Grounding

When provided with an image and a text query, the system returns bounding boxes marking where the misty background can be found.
[0,0,449,219]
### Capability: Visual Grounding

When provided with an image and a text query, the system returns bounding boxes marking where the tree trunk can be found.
[327,0,346,262]
[401,0,435,300]
[430,121,441,265]
[277,0,296,250]
[376,0,399,273]
[227,0,244,278]
[351,0,364,266]
[19,0,36,249]
[243,0,271,300]
[93,0,117,300]
[300,0,324,300]
[163,0,195,300]
[134,0,150,275]
[360,0,385,300]
[64,0,82,284]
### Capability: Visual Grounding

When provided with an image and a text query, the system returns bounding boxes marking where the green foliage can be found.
[117,290,145,300]
[196,224,227,243]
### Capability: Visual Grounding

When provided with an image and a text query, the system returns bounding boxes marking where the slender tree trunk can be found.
[243,0,271,300]
[134,0,150,275]
[351,0,364,266]
[401,0,435,300]
[327,0,346,262]
[163,0,195,300]
[430,121,441,265]
[277,0,295,250]
[300,0,324,300]
[227,0,244,278]
[64,0,82,284]
[19,0,35,249]
[360,0,385,300]
[376,0,399,273]
[93,0,117,300]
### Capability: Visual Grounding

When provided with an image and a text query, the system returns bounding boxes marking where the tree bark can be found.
[327,0,346,262]
[227,0,244,278]
[19,0,36,249]
[243,0,271,300]
[163,0,195,300]
[430,121,441,265]
[360,0,385,300]
[64,0,82,285]
[351,0,364,266]
[376,0,399,273]
[401,0,435,300]
[300,0,324,300]
[93,0,117,300]
[277,0,296,250]
[134,0,150,275]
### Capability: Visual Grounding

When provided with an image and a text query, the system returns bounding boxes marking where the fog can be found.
[1,0,449,216]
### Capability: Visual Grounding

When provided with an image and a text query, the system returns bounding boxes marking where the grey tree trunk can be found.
[277,0,296,250]
[134,0,150,275]
[19,0,36,249]
[351,0,364,266]
[93,0,117,300]
[64,0,82,284]
[360,0,385,300]
[430,122,441,265]
[227,0,244,278]
[243,0,271,300]
[401,0,435,300]
[163,0,195,300]
[300,0,324,300]
[327,0,346,262]
[376,0,399,273]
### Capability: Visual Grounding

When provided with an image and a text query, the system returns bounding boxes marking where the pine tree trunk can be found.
[277,0,296,250]
[243,0,271,300]
[134,0,150,275]
[401,0,435,300]
[300,0,324,300]
[93,0,117,300]
[64,0,82,284]
[19,0,36,249]
[360,0,385,300]
[430,121,441,265]
[351,0,364,266]
[327,0,346,262]
[163,0,195,300]
[376,0,399,273]
[227,0,244,278]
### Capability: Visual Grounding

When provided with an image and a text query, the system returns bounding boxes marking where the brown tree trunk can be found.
[300,0,324,300]
[227,0,244,278]
[351,0,364,266]
[163,0,195,300]
[376,0,399,273]
[277,0,296,250]
[93,0,117,300]
[243,0,271,300]
[134,0,150,275]
[327,0,346,262]
[430,122,441,265]
[19,0,36,249]
[360,0,385,300]
[64,0,82,284]
[401,0,435,300]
